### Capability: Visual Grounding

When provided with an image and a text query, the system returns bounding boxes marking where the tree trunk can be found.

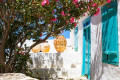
[0,63,5,73]
[0,47,5,73]
[0,51,5,73]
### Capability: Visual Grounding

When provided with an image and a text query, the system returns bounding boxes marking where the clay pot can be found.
[41,41,50,53]
[32,45,41,53]
[54,35,67,53]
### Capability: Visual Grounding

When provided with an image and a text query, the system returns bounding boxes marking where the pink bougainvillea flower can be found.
[92,3,97,7]
[41,0,49,6]
[21,52,24,54]
[19,51,24,54]
[81,7,83,10]
[19,51,21,54]
[70,17,75,23]
[88,6,90,10]
[107,0,111,3]
[94,8,100,16]
[83,13,85,16]
[74,22,77,27]
[68,14,70,16]
[61,30,63,33]
[51,18,58,21]
[75,4,79,7]
[41,1,46,5]
[61,10,65,16]
[73,0,79,4]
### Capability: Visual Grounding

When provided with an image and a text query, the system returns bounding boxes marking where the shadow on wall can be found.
[28,53,65,79]
[90,24,103,80]
[90,9,103,80]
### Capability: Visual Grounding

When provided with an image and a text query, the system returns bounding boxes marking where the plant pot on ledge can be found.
[54,35,67,53]
[40,41,50,53]
[32,44,41,53]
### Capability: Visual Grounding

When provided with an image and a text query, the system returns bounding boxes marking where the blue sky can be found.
[48,30,70,39]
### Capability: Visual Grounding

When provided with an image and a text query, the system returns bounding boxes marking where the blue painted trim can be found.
[74,27,78,51]
[82,17,91,80]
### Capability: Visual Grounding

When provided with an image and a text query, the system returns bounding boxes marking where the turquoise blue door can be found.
[101,0,119,65]
[82,17,91,79]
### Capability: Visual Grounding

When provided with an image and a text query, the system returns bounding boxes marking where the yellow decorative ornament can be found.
[32,45,41,53]
[41,41,50,53]
[54,35,67,53]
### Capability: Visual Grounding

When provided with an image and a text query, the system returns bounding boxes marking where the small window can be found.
[74,27,78,51]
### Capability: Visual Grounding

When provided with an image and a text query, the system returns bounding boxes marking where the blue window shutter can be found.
[74,27,78,51]
[102,0,119,65]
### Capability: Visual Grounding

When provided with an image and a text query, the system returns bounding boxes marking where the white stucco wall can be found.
[70,29,75,48]
[118,0,120,68]
[29,52,82,79]
[25,39,83,79]
[90,7,103,80]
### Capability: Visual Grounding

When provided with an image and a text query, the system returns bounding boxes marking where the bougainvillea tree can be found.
[0,0,111,72]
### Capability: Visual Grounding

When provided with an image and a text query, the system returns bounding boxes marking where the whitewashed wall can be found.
[90,7,102,80]
[25,38,83,79]
[29,52,83,79]
[118,0,120,68]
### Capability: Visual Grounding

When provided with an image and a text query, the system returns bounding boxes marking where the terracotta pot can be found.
[32,45,41,53]
[41,41,50,53]
[54,35,67,53]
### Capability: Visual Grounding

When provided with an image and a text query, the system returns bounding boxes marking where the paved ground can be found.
[0,73,88,80]
[1,64,120,80]
[0,73,38,80]
[101,63,120,80]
